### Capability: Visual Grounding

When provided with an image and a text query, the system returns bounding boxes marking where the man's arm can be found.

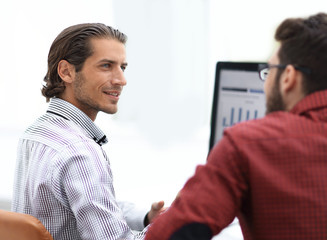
[145,135,248,239]
[118,201,165,231]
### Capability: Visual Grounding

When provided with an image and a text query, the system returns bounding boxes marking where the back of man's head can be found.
[275,13,327,95]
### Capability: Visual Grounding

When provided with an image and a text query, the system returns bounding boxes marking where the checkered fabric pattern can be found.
[146,90,327,240]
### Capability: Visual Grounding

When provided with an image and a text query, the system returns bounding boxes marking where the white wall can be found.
[107,0,211,206]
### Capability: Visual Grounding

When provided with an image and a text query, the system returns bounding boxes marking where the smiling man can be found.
[145,13,327,240]
[12,23,164,240]
[59,37,128,120]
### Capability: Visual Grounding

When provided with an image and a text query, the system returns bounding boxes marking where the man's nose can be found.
[111,68,127,86]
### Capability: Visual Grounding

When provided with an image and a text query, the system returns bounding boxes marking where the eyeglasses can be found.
[258,63,311,81]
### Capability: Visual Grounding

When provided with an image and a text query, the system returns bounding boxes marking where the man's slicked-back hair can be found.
[275,13,327,95]
[42,23,127,102]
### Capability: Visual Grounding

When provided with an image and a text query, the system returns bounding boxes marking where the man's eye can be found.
[102,63,111,68]
[121,65,127,72]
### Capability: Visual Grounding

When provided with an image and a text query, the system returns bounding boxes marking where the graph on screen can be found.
[209,62,266,149]
[215,86,265,140]
[222,107,258,128]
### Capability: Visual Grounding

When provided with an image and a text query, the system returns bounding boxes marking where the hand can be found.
[146,201,166,224]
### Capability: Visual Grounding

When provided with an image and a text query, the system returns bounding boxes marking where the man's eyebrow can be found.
[98,59,128,66]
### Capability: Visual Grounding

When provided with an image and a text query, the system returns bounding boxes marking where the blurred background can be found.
[1,0,326,239]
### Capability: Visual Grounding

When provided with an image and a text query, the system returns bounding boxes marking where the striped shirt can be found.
[12,97,147,240]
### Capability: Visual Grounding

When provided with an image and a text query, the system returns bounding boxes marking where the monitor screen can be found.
[209,62,266,150]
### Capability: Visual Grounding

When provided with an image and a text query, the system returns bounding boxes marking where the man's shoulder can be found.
[224,111,295,140]
[22,114,91,150]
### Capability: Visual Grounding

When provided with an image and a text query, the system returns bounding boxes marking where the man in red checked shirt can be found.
[145,12,327,240]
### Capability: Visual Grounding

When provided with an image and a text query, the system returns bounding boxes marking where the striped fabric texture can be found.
[12,97,146,240]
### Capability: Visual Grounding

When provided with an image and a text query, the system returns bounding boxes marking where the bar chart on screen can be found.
[210,63,267,147]
[215,91,266,141]
[222,106,260,128]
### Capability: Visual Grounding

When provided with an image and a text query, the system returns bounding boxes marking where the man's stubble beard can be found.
[265,73,286,115]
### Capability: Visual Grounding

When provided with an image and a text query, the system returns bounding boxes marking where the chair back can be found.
[0,209,54,240]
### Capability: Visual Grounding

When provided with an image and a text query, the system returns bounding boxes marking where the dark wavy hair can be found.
[41,23,127,102]
[275,13,327,95]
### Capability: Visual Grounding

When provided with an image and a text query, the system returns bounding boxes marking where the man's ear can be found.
[280,64,298,93]
[280,64,305,111]
[57,60,75,83]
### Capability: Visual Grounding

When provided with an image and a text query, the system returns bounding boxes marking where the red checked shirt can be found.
[146,90,327,240]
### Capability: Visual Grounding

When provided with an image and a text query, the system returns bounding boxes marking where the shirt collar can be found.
[46,98,108,146]
[291,89,327,116]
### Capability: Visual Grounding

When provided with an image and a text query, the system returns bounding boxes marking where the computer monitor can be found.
[209,61,266,150]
